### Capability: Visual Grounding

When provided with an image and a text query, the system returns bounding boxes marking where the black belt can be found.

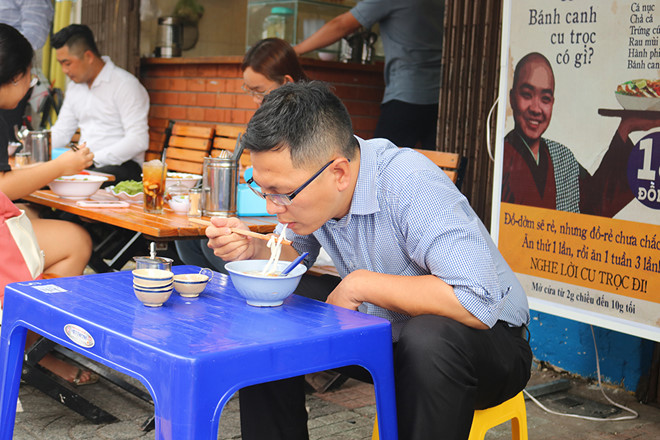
[499,321,529,340]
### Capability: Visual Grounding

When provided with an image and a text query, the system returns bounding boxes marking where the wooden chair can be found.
[211,124,249,168]
[146,122,215,175]
[412,148,468,190]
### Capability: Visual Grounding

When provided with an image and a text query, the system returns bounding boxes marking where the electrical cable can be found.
[485,97,498,162]
[524,325,638,421]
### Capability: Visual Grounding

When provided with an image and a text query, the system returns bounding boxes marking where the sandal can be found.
[72,368,99,386]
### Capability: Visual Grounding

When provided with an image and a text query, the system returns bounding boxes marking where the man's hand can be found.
[325,269,367,311]
[206,217,258,262]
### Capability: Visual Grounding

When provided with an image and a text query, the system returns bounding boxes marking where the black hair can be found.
[0,23,34,86]
[242,38,308,84]
[242,81,357,168]
[51,24,101,58]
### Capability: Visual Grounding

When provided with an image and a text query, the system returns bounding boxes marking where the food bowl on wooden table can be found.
[224,260,307,307]
[173,269,213,298]
[48,174,108,199]
[106,180,144,203]
[166,182,190,214]
[165,172,202,190]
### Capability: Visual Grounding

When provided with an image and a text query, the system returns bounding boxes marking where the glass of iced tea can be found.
[142,159,167,213]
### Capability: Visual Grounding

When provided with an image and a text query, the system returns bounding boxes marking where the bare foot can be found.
[37,353,95,383]
[25,331,97,384]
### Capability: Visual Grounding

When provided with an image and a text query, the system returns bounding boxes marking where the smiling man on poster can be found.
[501,52,660,218]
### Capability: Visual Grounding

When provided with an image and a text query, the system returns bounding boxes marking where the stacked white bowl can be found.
[132,269,174,307]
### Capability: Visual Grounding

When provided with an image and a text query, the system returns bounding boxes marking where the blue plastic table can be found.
[0,266,398,439]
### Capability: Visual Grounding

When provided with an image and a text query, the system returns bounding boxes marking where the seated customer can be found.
[205,81,532,440]
[50,24,149,182]
[0,23,96,385]
[175,38,308,272]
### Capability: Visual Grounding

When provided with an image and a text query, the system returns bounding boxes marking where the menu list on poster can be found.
[628,2,658,69]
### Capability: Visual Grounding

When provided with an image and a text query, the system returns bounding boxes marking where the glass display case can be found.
[246,0,357,59]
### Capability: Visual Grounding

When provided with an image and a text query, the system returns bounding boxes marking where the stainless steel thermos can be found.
[202,154,238,217]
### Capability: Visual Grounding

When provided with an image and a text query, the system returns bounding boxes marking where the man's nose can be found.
[266,199,287,215]
[528,98,543,114]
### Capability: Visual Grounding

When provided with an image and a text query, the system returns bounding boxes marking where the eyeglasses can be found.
[246,159,337,206]
[241,84,271,98]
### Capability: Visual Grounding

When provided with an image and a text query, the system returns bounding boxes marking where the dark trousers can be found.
[89,160,142,186]
[238,276,533,440]
[174,238,229,274]
[374,100,439,150]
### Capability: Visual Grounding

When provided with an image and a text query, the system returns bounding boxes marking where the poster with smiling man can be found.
[492,0,660,340]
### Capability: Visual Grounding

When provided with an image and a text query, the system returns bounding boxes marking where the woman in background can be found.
[241,37,309,105]
[0,23,97,385]
[175,38,308,272]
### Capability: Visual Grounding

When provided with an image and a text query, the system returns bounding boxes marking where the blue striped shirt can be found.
[281,137,529,335]
[0,0,54,50]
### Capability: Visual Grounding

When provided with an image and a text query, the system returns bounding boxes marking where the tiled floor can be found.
[9,364,660,439]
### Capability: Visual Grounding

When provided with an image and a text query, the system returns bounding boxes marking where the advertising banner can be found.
[492,0,660,341]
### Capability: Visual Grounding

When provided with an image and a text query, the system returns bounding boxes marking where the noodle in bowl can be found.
[225,260,307,307]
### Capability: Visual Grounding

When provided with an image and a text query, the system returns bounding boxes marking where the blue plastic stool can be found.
[0,266,398,439]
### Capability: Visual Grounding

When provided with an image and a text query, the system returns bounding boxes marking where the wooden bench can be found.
[413,149,468,190]
[308,148,468,277]
[211,124,249,168]
[146,122,215,175]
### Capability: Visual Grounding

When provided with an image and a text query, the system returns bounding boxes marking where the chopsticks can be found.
[187,217,292,245]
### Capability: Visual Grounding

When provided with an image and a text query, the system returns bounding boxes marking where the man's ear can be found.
[333,158,353,192]
[83,50,95,64]
[282,74,294,84]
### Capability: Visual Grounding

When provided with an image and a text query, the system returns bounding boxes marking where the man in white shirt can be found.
[50,24,149,182]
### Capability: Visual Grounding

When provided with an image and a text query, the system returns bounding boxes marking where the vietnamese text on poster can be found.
[493,0,660,341]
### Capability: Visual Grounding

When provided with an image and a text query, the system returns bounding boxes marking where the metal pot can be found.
[340,30,378,64]
[155,16,182,58]
[14,126,51,163]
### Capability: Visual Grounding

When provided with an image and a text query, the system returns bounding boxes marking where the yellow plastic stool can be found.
[371,391,527,440]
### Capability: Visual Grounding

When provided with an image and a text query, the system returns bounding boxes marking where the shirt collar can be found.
[91,56,114,88]
[331,137,378,225]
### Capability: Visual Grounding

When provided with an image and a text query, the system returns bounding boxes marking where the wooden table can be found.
[24,189,278,273]
[23,189,277,241]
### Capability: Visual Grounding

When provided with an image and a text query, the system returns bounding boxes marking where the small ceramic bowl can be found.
[133,282,173,292]
[132,268,174,288]
[225,260,307,307]
[133,286,173,307]
[168,194,190,214]
[173,269,212,298]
